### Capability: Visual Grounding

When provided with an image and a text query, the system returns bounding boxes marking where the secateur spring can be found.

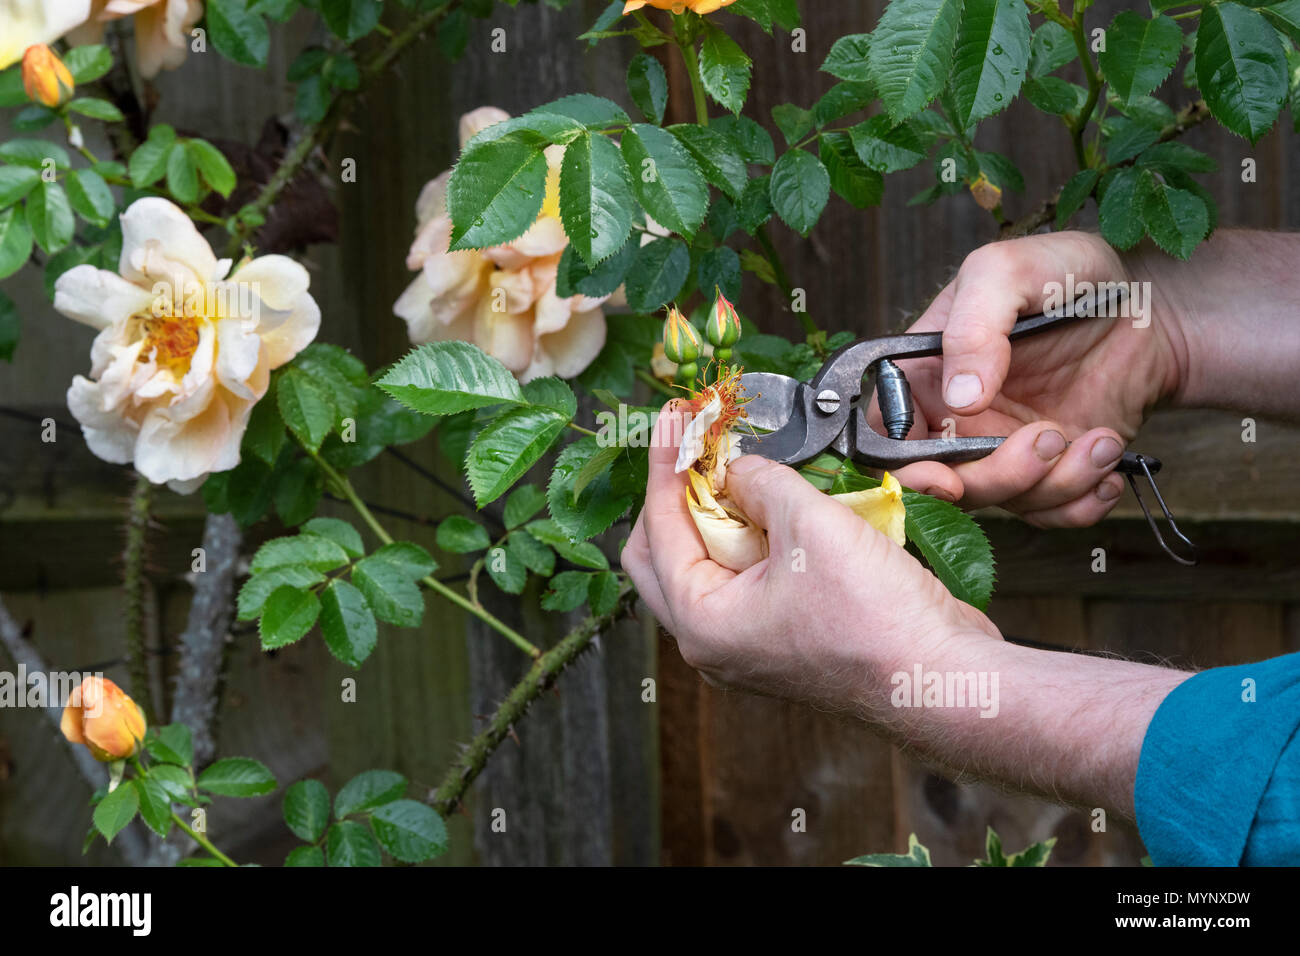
[871,358,1199,567]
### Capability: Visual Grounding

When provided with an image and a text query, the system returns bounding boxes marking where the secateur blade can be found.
[735,371,853,462]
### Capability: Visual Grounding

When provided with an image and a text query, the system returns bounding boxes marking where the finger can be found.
[621,514,674,632]
[889,461,963,503]
[1021,473,1126,529]
[723,454,852,551]
[1004,428,1127,513]
[643,401,734,607]
[940,233,1123,415]
[941,421,1071,510]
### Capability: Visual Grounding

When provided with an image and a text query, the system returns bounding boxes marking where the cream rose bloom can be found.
[0,1,92,69]
[68,0,202,78]
[394,106,609,383]
[55,198,321,492]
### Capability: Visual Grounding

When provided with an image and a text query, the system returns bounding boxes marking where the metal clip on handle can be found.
[1123,454,1199,566]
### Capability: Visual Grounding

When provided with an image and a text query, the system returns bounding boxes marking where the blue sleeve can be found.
[1135,651,1300,866]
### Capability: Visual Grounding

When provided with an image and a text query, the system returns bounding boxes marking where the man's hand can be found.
[622,402,999,711]
[881,231,1189,527]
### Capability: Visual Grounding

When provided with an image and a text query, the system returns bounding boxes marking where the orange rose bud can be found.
[705,287,741,353]
[21,44,75,109]
[662,305,700,365]
[61,677,147,762]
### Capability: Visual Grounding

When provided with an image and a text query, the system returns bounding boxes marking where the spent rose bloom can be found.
[394,106,610,383]
[68,0,202,79]
[0,1,92,70]
[622,0,738,14]
[61,676,146,762]
[55,197,321,492]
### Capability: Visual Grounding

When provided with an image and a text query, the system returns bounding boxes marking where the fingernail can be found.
[1096,479,1122,501]
[1090,436,1123,468]
[944,373,982,409]
[728,455,762,475]
[923,486,956,503]
[1034,429,1067,461]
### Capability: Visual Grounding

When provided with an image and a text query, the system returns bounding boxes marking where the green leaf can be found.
[238,566,325,620]
[0,166,40,209]
[627,52,668,123]
[771,104,815,145]
[700,24,753,114]
[368,541,437,578]
[902,492,995,611]
[447,139,548,250]
[466,377,576,506]
[621,124,709,239]
[352,555,425,627]
[377,341,526,416]
[506,529,555,577]
[1099,12,1183,108]
[0,138,70,170]
[326,820,382,866]
[251,533,350,573]
[63,45,114,83]
[189,139,237,197]
[542,570,593,612]
[820,132,884,208]
[846,833,934,866]
[303,517,365,558]
[768,148,829,235]
[949,0,1030,125]
[668,124,749,200]
[197,757,277,797]
[1195,1,1288,141]
[1260,0,1300,44]
[547,436,634,541]
[320,388,436,470]
[848,115,928,172]
[1104,117,1161,164]
[335,769,407,818]
[821,33,872,82]
[436,515,492,553]
[146,723,193,766]
[277,368,336,453]
[697,245,741,302]
[320,0,382,42]
[207,0,271,67]
[25,181,74,254]
[65,169,114,227]
[1055,168,1100,229]
[1097,167,1145,250]
[623,236,690,311]
[285,845,326,867]
[128,125,175,187]
[0,207,33,280]
[370,799,449,863]
[1028,22,1076,77]
[526,518,609,569]
[283,779,331,843]
[486,543,527,594]
[260,585,322,649]
[272,455,323,527]
[555,238,637,299]
[1136,141,1219,174]
[93,784,139,843]
[1138,170,1208,260]
[712,114,776,164]
[134,776,173,838]
[559,131,635,267]
[0,290,18,361]
[148,764,192,802]
[66,97,125,122]
[530,94,629,129]
[812,81,876,126]
[1022,75,1087,115]
[319,579,378,669]
[504,483,548,528]
[866,0,964,122]
[588,570,621,616]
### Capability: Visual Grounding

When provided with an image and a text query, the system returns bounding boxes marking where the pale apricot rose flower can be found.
[676,373,907,572]
[394,107,610,383]
[68,0,202,79]
[55,197,320,493]
[61,676,146,762]
[0,1,92,70]
[623,0,738,14]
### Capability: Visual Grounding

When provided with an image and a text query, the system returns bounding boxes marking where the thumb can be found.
[723,455,839,535]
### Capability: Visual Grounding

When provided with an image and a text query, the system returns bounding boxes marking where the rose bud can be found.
[22,44,74,109]
[61,676,147,762]
[705,287,741,362]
